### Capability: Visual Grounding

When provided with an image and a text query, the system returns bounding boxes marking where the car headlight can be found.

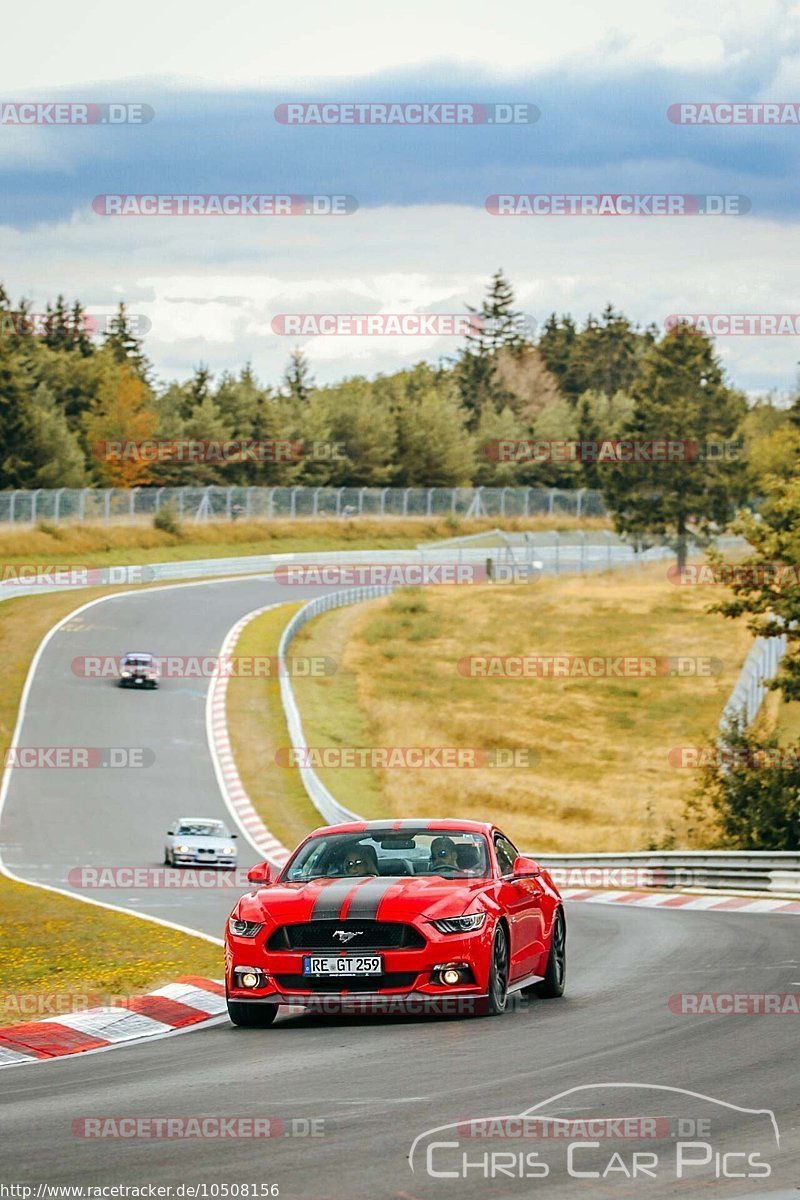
[431,912,487,934]
[120,669,132,678]
[173,843,191,854]
[228,917,264,937]
[221,845,237,856]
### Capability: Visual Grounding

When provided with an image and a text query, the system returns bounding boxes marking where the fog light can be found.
[241,972,259,989]
[442,968,461,986]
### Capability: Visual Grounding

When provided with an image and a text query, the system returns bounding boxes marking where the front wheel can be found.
[532,908,566,998]
[227,999,279,1028]
[481,925,509,1016]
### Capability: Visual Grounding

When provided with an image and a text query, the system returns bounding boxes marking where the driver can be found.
[429,836,459,870]
[341,844,379,877]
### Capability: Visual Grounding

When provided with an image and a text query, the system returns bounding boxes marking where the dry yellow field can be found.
[290,563,752,852]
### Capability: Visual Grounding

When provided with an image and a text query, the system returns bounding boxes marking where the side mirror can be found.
[231,833,238,839]
[247,862,272,886]
[512,855,542,878]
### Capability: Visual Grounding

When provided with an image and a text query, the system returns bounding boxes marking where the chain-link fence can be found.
[0,486,606,525]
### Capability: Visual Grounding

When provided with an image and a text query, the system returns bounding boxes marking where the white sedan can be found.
[165,818,238,868]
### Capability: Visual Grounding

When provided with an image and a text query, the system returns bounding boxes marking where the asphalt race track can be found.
[1,578,799,1199]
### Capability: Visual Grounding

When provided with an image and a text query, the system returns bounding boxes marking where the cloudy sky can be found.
[1,0,799,394]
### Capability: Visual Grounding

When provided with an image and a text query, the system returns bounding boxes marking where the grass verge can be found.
[0,515,609,568]
[0,875,221,1025]
[225,604,323,849]
[283,563,753,852]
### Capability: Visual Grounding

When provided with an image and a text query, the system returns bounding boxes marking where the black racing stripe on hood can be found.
[310,878,367,920]
[344,877,400,920]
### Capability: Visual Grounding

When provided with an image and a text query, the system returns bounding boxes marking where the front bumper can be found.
[226,926,493,1011]
[173,854,237,867]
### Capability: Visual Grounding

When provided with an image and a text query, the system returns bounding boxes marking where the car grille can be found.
[274,972,419,993]
[267,919,426,951]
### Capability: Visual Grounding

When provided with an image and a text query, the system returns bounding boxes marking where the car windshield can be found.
[283,829,490,881]
[124,655,152,666]
[176,821,228,837]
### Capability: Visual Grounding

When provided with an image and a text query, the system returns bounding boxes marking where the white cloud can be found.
[1,202,797,394]
[0,0,795,90]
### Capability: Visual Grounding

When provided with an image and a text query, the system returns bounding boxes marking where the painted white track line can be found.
[206,603,291,867]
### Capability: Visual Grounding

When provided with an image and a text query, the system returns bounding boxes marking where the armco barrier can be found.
[277,586,399,826]
[720,632,787,731]
[539,852,800,896]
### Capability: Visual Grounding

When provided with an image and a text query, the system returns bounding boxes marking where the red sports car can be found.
[225,819,566,1025]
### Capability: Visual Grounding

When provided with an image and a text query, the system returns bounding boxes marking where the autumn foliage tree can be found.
[83,364,159,486]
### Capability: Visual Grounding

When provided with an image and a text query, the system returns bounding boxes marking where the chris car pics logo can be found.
[409,1083,779,1184]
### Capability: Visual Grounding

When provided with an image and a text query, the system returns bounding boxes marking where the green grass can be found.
[290,604,389,820]
[225,604,325,848]
[0,514,610,569]
[0,875,221,1025]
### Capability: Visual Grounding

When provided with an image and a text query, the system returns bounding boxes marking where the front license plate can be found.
[302,956,382,976]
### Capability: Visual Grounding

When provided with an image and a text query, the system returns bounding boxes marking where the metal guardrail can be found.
[0,485,606,524]
[720,633,787,731]
[277,585,400,826]
[539,852,800,896]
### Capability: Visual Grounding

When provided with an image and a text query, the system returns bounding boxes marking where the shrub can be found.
[153,502,183,536]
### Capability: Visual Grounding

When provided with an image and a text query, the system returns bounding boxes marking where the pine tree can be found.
[602,327,748,569]
[283,349,314,405]
[0,350,33,486]
[102,303,151,380]
[456,270,524,429]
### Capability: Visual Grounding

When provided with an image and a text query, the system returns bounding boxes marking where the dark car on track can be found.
[225,819,565,1026]
[118,651,159,689]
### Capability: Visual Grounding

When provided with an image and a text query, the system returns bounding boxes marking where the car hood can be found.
[236,874,491,924]
[170,834,233,849]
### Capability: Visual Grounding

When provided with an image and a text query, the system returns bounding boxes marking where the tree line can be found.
[0,274,796,515]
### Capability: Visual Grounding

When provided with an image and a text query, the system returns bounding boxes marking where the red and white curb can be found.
[208,605,290,867]
[561,888,800,915]
[0,977,226,1068]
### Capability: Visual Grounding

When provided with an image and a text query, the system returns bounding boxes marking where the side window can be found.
[494,834,519,877]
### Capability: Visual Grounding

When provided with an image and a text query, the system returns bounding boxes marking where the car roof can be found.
[123,651,153,658]
[176,816,226,824]
[308,818,495,837]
